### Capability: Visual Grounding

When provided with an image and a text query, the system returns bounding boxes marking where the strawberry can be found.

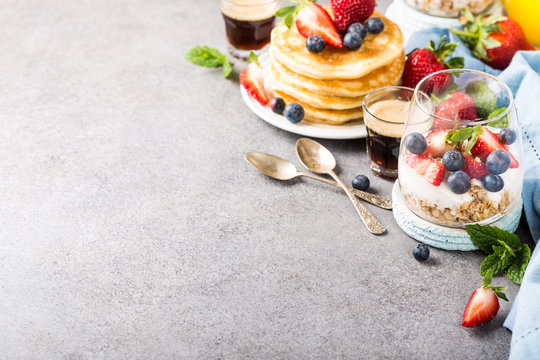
[423,129,457,158]
[451,9,535,70]
[434,92,478,127]
[405,154,445,186]
[295,2,344,48]
[462,155,490,180]
[402,36,464,93]
[330,0,375,34]
[462,272,507,328]
[470,128,519,168]
[240,59,267,106]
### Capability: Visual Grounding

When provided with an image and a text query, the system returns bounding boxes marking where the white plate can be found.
[240,52,367,140]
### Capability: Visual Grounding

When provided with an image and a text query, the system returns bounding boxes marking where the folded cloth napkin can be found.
[406,28,540,359]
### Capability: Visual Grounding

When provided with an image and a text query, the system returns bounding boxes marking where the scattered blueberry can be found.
[306,35,325,54]
[499,128,517,145]
[447,171,471,194]
[352,175,370,191]
[344,32,363,50]
[366,17,384,34]
[347,22,367,39]
[270,97,285,114]
[284,103,304,123]
[486,150,510,174]
[413,243,430,262]
[483,174,504,192]
[442,150,465,171]
[404,132,427,155]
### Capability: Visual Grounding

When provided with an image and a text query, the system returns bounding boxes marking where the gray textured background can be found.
[0,0,534,358]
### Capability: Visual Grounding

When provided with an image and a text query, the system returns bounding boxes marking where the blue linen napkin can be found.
[406,28,540,359]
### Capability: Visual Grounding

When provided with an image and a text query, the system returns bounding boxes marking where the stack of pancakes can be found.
[269,11,405,125]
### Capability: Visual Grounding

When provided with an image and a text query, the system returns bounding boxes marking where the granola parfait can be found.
[398,69,523,227]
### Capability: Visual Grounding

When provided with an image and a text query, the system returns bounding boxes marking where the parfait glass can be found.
[398,69,524,227]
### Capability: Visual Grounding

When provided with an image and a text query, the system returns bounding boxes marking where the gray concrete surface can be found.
[0,0,534,358]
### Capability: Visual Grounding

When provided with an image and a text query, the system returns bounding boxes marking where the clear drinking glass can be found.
[219,0,279,60]
[363,86,414,179]
[399,69,524,227]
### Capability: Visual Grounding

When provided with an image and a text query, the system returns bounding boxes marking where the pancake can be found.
[271,11,404,80]
[271,50,405,98]
[274,90,364,125]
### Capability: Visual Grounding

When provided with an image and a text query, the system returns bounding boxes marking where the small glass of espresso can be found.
[219,0,279,60]
[362,86,414,179]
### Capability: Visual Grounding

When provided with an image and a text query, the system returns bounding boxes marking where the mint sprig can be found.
[466,224,531,284]
[445,125,483,155]
[185,45,233,78]
[487,107,509,128]
[274,0,316,28]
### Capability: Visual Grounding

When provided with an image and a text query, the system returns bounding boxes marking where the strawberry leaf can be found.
[248,51,259,66]
[492,287,509,301]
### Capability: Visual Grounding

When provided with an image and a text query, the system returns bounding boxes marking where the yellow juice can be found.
[503,0,540,47]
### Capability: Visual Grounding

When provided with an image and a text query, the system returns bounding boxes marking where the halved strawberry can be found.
[405,154,445,186]
[434,92,478,129]
[295,2,344,48]
[462,155,489,180]
[240,62,267,106]
[423,129,457,158]
[470,128,519,168]
[462,272,507,328]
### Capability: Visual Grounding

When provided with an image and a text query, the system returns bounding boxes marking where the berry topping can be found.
[270,97,285,114]
[330,0,375,34]
[434,92,478,123]
[240,60,268,106]
[366,17,384,34]
[405,154,445,186]
[463,155,490,180]
[413,243,430,262]
[284,103,304,123]
[483,174,504,192]
[344,31,363,50]
[486,150,510,175]
[462,272,507,328]
[499,128,516,145]
[404,132,427,155]
[470,128,519,168]
[447,171,471,194]
[424,129,457,158]
[352,174,370,191]
[442,150,465,171]
[347,22,367,39]
[296,3,344,48]
[306,35,326,54]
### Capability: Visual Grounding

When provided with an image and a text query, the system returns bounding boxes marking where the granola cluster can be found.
[405,0,494,17]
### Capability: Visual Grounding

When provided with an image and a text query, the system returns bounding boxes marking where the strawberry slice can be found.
[405,154,445,186]
[423,129,457,158]
[462,155,490,180]
[462,272,507,328]
[295,2,344,48]
[470,128,519,168]
[240,62,268,106]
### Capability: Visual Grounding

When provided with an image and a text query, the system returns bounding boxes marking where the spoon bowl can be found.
[244,152,298,180]
[296,138,336,173]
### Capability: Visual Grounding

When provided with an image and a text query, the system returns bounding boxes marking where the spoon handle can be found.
[299,172,392,210]
[327,170,386,235]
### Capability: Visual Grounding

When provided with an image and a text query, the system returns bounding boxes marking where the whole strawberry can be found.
[451,9,535,70]
[434,92,478,125]
[402,36,464,93]
[330,0,375,34]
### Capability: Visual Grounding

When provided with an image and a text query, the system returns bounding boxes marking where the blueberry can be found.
[366,17,384,34]
[483,174,504,192]
[344,32,363,50]
[284,103,304,123]
[347,22,367,39]
[486,150,510,174]
[352,175,370,191]
[270,97,285,114]
[306,35,325,54]
[404,132,427,155]
[447,171,471,194]
[499,128,516,145]
[413,243,430,262]
[442,150,465,171]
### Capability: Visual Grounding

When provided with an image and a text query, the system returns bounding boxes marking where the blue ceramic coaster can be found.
[392,180,523,251]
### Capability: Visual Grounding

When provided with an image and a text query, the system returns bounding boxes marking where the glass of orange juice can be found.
[503,0,540,47]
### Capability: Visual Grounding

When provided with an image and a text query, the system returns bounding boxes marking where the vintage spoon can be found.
[244,152,392,210]
[295,138,386,235]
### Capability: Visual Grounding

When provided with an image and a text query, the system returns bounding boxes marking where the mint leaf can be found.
[465,80,497,119]
[248,51,259,65]
[487,107,509,128]
[284,12,295,28]
[482,270,493,287]
[466,224,520,253]
[185,46,233,78]
[480,253,502,275]
[464,131,479,155]
[446,126,482,154]
[505,244,531,284]
[275,5,296,17]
